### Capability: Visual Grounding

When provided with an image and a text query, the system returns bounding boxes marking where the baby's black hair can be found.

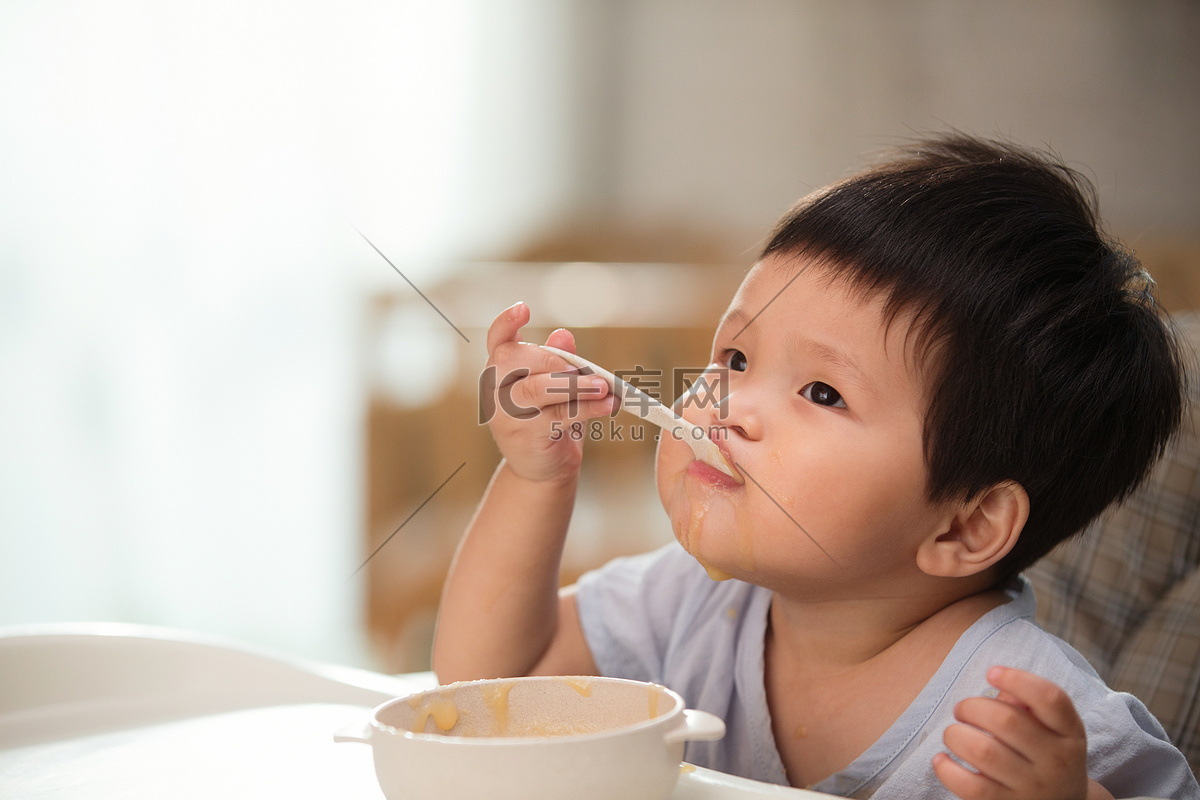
[762,134,1187,582]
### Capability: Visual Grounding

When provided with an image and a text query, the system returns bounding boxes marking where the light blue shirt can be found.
[576,544,1199,798]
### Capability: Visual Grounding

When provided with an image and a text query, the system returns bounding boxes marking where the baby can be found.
[433,135,1199,799]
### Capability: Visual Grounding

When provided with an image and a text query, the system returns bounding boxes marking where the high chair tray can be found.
[0,624,832,798]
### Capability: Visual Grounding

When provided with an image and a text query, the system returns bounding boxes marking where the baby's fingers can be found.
[544,326,575,353]
[487,301,531,354]
[932,751,1007,800]
[942,720,1027,789]
[953,695,1052,766]
[987,666,1085,739]
[499,369,610,421]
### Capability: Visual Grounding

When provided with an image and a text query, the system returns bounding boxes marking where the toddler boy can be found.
[433,135,1199,799]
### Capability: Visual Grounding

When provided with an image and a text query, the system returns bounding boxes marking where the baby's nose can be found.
[707,389,762,442]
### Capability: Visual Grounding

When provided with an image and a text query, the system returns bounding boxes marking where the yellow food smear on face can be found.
[679,470,735,581]
[409,696,460,733]
[756,472,794,509]
[481,681,515,736]
[793,724,808,739]
[561,677,593,697]
[699,560,732,581]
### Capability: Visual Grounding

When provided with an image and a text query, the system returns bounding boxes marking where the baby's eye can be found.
[801,381,846,409]
[722,350,748,372]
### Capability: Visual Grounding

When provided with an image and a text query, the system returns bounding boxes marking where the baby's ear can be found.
[916,481,1029,579]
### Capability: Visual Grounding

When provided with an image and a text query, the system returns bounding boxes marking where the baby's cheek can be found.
[653,434,672,509]
[654,432,688,511]
[656,455,697,552]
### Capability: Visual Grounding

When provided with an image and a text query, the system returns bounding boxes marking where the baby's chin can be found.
[668,515,734,581]
[678,540,735,582]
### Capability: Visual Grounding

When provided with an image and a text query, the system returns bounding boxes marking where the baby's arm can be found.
[431,302,615,684]
[933,666,1113,800]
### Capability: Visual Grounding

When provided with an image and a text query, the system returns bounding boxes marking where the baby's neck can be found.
[767,579,1007,674]
[764,581,1011,787]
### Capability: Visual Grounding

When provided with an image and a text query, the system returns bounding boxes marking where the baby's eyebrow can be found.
[788,335,879,397]
[719,308,879,397]
[718,308,752,338]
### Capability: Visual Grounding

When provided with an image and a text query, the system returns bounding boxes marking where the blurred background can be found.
[1,0,1197,673]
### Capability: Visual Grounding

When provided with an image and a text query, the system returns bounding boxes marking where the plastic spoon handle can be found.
[539,345,741,482]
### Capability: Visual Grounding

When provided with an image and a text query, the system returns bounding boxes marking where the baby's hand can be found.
[482,302,615,484]
[933,666,1113,800]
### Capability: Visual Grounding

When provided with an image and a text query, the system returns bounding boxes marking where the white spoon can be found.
[540,345,742,483]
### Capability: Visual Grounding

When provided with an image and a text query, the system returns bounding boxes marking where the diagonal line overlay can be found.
[736,462,840,567]
[351,462,467,578]
[354,226,470,343]
[730,267,805,341]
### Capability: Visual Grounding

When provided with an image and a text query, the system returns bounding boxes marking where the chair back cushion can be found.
[1028,311,1200,776]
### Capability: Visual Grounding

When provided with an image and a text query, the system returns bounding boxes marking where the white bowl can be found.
[334,675,725,800]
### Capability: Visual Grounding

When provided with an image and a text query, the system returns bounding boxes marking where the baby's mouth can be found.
[710,434,743,483]
[687,438,743,488]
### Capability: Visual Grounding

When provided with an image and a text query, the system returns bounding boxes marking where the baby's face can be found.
[655,255,956,596]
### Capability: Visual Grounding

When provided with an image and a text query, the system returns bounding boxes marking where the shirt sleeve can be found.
[867,616,1200,800]
[574,543,709,685]
[1082,687,1200,800]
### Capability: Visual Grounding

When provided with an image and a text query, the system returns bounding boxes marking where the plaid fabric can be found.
[1027,311,1200,777]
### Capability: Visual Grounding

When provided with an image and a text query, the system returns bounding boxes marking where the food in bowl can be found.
[334,675,725,800]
